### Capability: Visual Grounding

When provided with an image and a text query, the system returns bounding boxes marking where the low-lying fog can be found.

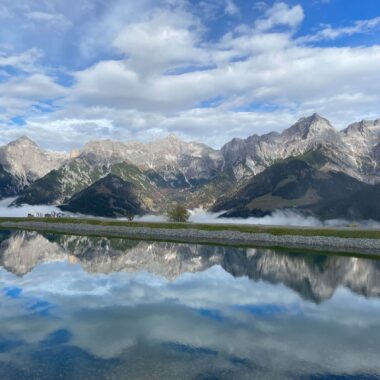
[1,198,379,228]
[0,198,63,217]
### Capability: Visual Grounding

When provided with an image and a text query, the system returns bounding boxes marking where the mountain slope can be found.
[59,174,146,217]
[319,183,380,221]
[13,135,223,209]
[13,158,160,208]
[0,164,20,198]
[341,119,380,183]
[212,155,370,220]
[82,134,223,189]
[0,136,67,188]
[220,114,373,183]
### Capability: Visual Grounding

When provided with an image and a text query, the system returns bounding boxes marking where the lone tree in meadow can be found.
[167,204,190,223]
[125,213,135,222]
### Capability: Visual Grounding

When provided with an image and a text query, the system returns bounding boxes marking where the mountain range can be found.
[1,113,380,220]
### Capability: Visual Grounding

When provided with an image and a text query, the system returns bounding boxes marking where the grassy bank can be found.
[1,217,380,240]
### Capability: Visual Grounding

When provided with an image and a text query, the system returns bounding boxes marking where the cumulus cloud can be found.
[0,1,379,149]
[254,2,304,32]
[113,9,206,75]
[0,73,67,124]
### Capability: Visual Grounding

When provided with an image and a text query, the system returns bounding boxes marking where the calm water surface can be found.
[0,230,380,379]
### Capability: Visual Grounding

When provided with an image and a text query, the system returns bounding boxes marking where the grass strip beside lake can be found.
[1,217,380,239]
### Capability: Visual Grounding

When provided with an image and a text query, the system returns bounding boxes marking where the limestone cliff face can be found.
[0,136,68,191]
[81,134,223,188]
[221,114,380,184]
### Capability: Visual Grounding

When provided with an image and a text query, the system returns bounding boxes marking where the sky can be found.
[0,0,380,150]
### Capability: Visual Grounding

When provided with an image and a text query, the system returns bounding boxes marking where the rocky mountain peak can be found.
[0,136,68,186]
[9,135,39,148]
[282,113,335,140]
[82,139,126,152]
[81,139,130,165]
[152,133,184,153]
[343,118,380,135]
[340,118,380,165]
[163,133,181,143]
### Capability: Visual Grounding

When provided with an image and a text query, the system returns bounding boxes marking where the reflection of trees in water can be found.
[1,230,380,303]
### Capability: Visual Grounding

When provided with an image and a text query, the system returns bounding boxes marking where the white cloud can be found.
[255,2,304,32]
[0,48,42,73]
[67,25,380,132]
[0,74,66,99]
[301,16,380,42]
[225,0,239,16]
[0,73,67,123]
[0,1,379,149]
[113,9,206,75]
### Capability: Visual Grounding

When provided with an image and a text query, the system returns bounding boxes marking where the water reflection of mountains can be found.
[0,230,379,303]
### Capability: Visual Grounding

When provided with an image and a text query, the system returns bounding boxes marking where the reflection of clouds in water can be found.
[1,260,380,376]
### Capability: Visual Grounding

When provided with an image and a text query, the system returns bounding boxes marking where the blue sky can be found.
[0,0,380,149]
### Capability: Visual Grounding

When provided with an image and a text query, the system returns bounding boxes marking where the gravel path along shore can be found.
[1,221,380,256]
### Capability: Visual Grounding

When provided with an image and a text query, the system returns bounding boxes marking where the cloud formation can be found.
[301,16,380,42]
[0,1,379,149]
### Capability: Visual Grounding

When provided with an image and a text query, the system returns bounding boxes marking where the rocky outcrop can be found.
[81,134,223,188]
[220,114,373,183]
[0,136,68,190]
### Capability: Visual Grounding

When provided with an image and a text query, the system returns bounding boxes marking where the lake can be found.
[0,230,380,379]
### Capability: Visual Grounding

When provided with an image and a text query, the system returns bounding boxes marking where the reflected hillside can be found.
[0,231,380,302]
[235,249,380,302]
[0,230,65,276]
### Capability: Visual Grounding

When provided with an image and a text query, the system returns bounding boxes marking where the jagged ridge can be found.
[3,113,380,217]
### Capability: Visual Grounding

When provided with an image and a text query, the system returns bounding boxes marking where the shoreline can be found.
[1,219,380,256]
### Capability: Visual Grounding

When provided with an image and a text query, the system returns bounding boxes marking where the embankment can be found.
[1,220,380,255]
